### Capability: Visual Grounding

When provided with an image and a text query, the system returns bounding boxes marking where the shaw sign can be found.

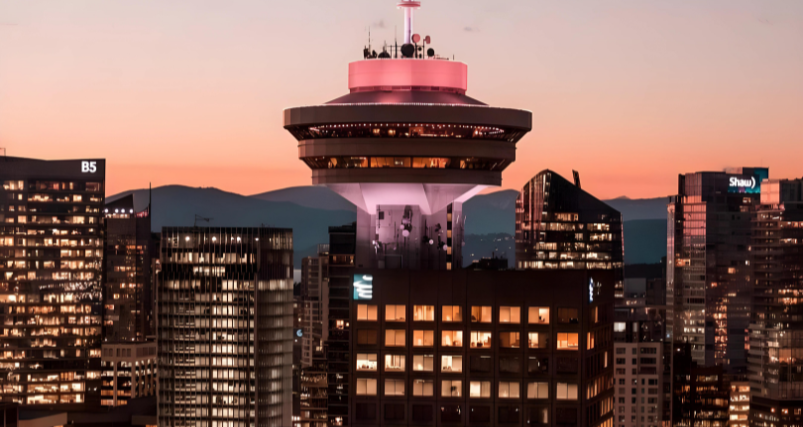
[353,274,373,300]
[729,176,756,191]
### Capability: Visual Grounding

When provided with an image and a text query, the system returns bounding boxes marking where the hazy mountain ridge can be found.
[108,185,668,268]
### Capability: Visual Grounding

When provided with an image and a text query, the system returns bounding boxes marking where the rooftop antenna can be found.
[397,0,421,45]
[572,170,581,189]
[194,214,211,227]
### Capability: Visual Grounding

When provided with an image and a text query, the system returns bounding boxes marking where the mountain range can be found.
[108,185,668,267]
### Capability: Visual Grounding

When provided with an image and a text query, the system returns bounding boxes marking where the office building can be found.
[300,245,329,368]
[667,168,768,376]
[103,194,154,342]
[728,381,749,427]
[100,340,157,407]
[0,157,105,406]
[347,269,615,426]
[515,170,624,273]
[613,264,670,427]
[156,227,294,427]
[747,178,803,426]
[670,344,729,427]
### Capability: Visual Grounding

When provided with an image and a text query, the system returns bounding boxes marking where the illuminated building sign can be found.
[81,161,97,173]
[353,274,373,300]
[728,169,768,194]
[589,279,595,303]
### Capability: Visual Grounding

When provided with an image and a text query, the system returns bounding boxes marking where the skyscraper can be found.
[156,227,294,427]
[515,169,624,297]
[103,194,154,342]
[667,167,768,376]
[748,178,803,425]
[0,157,105,406]
[284,2,618,425]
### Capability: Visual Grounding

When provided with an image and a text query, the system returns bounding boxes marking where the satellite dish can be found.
[412,33,421,44]
[427,48,435,57]
[424,36,431,44]
[401,43,415,58]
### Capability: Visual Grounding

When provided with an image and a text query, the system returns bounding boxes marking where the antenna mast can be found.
[397,0,421,44]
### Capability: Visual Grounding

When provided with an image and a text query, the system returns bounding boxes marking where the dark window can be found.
[470,355,492,373]
[412,405,433,423]
[440,405,462,423]
[557,308,579,324]
[470,405,491,423]
[528,356,549,375]
[384,403,405,421]
[527,406,549,425]
[355,403,377,421]
[357,329,377,345]
[555,407,577,425]
[556,357,578,374]
[500,356,521,374]
[640,357,657,365]
[498,406,521,424]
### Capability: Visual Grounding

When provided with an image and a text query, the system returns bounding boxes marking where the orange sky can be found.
[1,0,801,199]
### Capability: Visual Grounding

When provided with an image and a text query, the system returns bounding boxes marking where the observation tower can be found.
[284,0,532,270]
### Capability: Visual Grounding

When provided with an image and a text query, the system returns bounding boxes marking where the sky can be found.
[1,0,801,199]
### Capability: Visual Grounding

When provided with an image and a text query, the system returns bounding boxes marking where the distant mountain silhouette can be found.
[108,185,668,268]
[250,186,355,211]
[107,185,356,267]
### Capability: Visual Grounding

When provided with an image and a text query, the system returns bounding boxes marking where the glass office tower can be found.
[156,227,294,427]
[667,167,768,377]
[748,178,803,425]
[0,156,105,406]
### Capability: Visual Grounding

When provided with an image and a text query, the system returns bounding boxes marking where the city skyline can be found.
[2,0,802,199]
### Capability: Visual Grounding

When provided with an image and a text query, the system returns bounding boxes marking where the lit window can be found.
[413,330,434,347]
[528,307,550,324]
[499,381,520,399]
[356,378,377,395]
[356,353,377,371]
[385,355,405,372]
[587,332,595,350]
[556,382,578,400]
[386,305,406,322]
[528,332,549,349]
[470,331,492,348]
[413,355,434,372]
[441,355,463,372]
[470,381,491,398]
[441,330,463,347]
[413,305,435,321]
[442,380,462,397]
[357,304,377,321]
[557,333,578,350]
[385,329,406,347]
[499,306,521,324]
[470,306,492,323]
[413,379,434,396]
[500,332,520,348]
[614,322,626,332]
[385,379,405,396]
[528,382,549,399]
[442,305,462,322]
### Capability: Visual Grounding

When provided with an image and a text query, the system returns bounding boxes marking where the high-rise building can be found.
[667,167,768,376]
[156,227,294,427]
[300,245,329,368]
[747,178,803,426]
[100,340,157,407]
[613,264,670,427]
[103,194,154,342]
[284,1,620,425]
[670,343,729,427]
[515,170,624,273]
[0,157,106,406]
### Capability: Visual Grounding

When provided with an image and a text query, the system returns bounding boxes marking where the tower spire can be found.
[397,0,421,44]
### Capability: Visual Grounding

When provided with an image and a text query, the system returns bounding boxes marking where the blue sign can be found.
[589,278,595,303]
[728,169,768,194]
[353,274,374,300]
[296,329,303,338]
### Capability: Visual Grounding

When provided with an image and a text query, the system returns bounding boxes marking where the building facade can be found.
[348,269,615,426]
[156,227,294,427]
[100,340,157,407]
[0,157,105,406]
[747,178,803,427]
[103,194,154,342]
[667,168,768,376]
[670,344,729,427]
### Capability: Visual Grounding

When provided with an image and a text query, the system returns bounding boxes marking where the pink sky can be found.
[1,0,801,199]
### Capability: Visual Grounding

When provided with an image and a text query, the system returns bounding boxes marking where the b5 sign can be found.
[81,161,97,173]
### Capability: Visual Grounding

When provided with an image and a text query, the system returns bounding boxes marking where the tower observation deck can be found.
[284,0,532,270]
